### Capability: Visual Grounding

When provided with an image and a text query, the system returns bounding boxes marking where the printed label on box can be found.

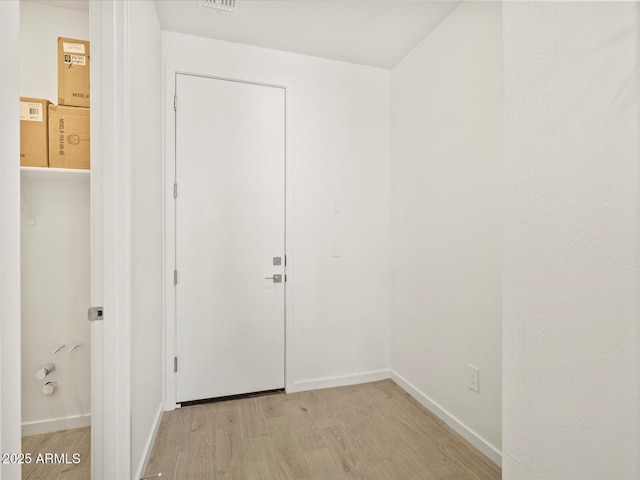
[63,42,85,54]
[64,54,86,66]
[19,102,42,122]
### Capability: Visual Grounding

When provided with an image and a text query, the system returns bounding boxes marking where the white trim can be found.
[163,63,295,408]
[94,1,132,478]
[160,48,168,427]
[22,414,91,437]
[283,78,295,395]
[0,2,22,479]
[163,64,176,411]
[290,370,391,393]
[391,370,502,466]
[133,402,164,480]
[89,1,104,478]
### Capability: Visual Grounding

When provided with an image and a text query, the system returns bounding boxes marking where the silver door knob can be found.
[265,274,282,283]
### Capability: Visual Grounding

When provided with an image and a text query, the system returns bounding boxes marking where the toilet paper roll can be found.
[42,382,55,395]
[35,363,55,380]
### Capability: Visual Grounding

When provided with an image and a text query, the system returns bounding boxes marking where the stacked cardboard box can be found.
[49,105,90,169]
[51,37,90,169]
[19,37,90,169]
[20,97,51,167]
[57,37,90,108]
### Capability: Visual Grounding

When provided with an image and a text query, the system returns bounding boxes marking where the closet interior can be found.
[19,1,91,478]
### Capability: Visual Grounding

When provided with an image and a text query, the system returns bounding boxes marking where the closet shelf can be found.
[20,166,90,183]
[20,167,90,226]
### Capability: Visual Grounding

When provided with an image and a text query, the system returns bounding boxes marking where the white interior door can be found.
[175,74,285,403]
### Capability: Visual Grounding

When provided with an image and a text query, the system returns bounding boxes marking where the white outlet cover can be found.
[468,364,479,392]
[331,241,342,258]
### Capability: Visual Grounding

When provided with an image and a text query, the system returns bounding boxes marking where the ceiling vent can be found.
[199,0,237,13]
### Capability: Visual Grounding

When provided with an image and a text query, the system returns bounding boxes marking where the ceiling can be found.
[155,0,461,69]
[24,0,461,69]
[24,0,89,12]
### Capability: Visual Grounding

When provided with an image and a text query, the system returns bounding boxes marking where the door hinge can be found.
[284,255,287,266]
[174,357,178,373]
[174,95,177,111]
[173,183,178,198]
[285,274,288,282]
[173,269,178,285]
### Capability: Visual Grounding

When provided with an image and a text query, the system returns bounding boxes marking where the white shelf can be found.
[20,166,90,182]
[20,167,90,225]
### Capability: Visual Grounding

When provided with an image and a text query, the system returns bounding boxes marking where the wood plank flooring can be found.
[21,426,90,480]
[144,380,501,480]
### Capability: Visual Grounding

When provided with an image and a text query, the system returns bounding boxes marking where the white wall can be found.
[502,3,639,479]
[129,1,164,478]
[0,1,22,478]
[162,32,392,394]
[390,2,502,463]
[19,1,91,436]
[20,179,91,434]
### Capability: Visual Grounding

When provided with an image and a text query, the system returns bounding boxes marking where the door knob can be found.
[88,306,104,321]
[265,274,282,283]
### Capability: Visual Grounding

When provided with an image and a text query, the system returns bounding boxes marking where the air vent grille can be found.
[200,0,237,12]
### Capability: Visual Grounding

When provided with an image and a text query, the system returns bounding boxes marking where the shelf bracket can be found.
[20,176,36,226]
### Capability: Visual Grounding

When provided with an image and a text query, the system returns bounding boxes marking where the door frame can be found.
[0,1,131,479]
[0,2,22,479]
[163,66,295,410]
[90,1,132,478]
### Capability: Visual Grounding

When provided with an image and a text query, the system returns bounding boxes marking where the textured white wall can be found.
[162,32,392,391]
[19,2,91,435]
[0,1,22,478]
[390,2,502,462]
[503,3,639,478]
[130,1,164,478]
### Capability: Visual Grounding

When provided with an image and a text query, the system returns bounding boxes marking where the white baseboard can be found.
[134,401,164,480]
[22,413,91,437]
[391,371,502,466]
[290,369,391,393]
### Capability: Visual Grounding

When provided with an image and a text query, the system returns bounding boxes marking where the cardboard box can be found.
[48,105,90,169]
[58,37,90,107]
[20,97,51,167]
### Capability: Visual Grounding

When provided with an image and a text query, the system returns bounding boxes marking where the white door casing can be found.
[91,0,131,478]
[175,74,286,403]
[0,2,22,479]
[89,2,104,477]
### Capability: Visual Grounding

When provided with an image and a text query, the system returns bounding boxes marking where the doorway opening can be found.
[19,2,92,478]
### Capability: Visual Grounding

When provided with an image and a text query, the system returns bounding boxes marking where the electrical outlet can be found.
[331,241,342,258]
[468,364,479,392]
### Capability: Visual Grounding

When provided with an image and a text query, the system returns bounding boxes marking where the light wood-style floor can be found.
[22,426,90,480]
[144,380,501,480]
